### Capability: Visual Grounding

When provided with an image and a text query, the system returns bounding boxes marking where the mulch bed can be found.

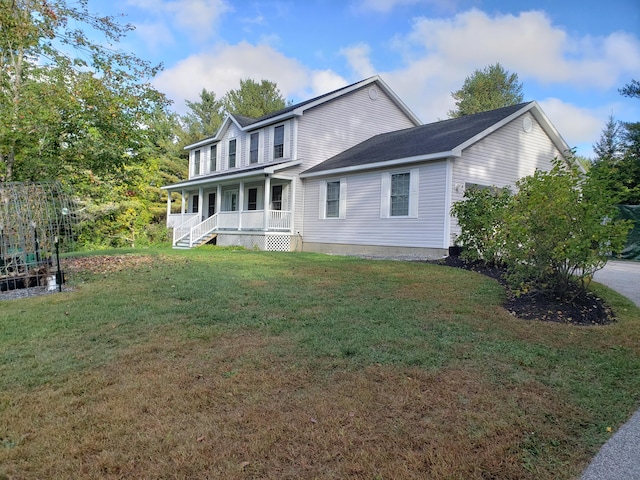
[431,255,616,326]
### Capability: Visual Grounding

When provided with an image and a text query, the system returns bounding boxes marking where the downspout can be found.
[443,157,454,251]
[264,175,271,231]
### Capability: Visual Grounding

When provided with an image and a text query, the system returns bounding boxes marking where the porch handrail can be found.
[268,210,291,230]
[173,215,201,245]
[189,214,219,247]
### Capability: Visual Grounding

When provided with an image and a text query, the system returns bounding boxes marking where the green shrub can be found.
[451,185,512,265]
[452,156,632,299]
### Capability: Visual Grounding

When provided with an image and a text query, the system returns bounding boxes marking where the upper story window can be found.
[250,133,259,164]
[210,145,217,172]
[193,149,201,176]
[228,139,237,168]
[274,125,284,159]
[380,169,419,218]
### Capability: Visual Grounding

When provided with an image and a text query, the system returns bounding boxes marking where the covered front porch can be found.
[165,173,295,249]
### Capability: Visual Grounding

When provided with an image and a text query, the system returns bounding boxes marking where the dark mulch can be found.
[431,255,616,326]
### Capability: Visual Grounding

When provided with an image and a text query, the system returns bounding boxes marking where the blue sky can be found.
[92,0,640,158]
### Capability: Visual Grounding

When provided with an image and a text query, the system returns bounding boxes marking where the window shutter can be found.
[409,168,419,218]
[339,177,347,219]
[380,172,390,218]
[319,181,327,219]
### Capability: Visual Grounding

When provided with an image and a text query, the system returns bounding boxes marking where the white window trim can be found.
[248,131,262,164]
[228,138,237,169]
[269,122,290,161]
[192,149,201,177]
[209,144,218,173]
[380,169,419,218]
[319,178,347,219]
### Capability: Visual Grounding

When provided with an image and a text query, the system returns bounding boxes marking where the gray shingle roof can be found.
[303,102,533,175]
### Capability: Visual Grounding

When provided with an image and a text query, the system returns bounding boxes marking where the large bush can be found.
[452,157,632,298]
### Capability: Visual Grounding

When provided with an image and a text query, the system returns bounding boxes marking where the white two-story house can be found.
[163,76,569,258]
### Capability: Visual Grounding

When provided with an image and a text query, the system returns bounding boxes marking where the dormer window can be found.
[274,125,284,159]
[228,139,237,168]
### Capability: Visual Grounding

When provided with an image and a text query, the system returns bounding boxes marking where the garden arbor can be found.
[0,182,74,292]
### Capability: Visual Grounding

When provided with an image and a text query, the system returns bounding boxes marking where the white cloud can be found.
[399,9,640,89]
[538,98,608,157]
[340,43,376,78]
[153,42,345,112]
[126,0,231,46]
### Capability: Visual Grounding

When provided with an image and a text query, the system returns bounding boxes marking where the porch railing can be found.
[173,215,201,245]
[268,210,291,230]
[172,210,292,247]
[189,213,219,247]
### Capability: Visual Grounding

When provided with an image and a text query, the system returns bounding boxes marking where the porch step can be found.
[173,233,217,249]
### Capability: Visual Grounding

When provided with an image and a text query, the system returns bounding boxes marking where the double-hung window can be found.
[390,173,410,216]
[319,178,346,219]
[273,125,284,159]
[193,150,200,176]
[228,139,237,168]
[250,133,259,164]
[210,145,217,172]
[380,169,419,218]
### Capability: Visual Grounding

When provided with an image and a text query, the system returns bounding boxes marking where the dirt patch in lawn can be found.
[0,331,587,480]
[431,256,616,326]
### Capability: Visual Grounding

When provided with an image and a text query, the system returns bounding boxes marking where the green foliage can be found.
[178,78,289,148]
[449,63,524,118]
[452,157,632,298]
[503,158,631,297]
[451,186,511,265]
[589,80,640,205]
[0,0,169,182]
[222,78,289,119]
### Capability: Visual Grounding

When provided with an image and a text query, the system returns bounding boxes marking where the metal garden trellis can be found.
[0,181,75,294]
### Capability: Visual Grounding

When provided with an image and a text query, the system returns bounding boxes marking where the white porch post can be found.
[181,189,186,214]
[238,181,244,230]
[198,186,204,220]
[166,191,171,224]
[216,185,222,213]
[263,175,271,231]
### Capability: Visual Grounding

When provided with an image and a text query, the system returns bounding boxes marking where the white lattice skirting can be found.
[217,234,292,252]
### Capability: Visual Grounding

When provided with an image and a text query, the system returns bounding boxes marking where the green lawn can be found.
[1,247,639,479]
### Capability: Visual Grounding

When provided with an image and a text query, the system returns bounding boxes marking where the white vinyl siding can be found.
[304,163,446,248]
[296,85,418,173]
[448,112,564,244]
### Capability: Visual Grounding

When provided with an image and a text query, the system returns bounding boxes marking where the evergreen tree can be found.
[592,115,624,163]
[449,63,524,118]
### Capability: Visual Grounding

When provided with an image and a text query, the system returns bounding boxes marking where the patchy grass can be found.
[1,248,639,479]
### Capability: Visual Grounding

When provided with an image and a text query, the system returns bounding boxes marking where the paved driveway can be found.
[581,260,640,480]
[593,260,640,307]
